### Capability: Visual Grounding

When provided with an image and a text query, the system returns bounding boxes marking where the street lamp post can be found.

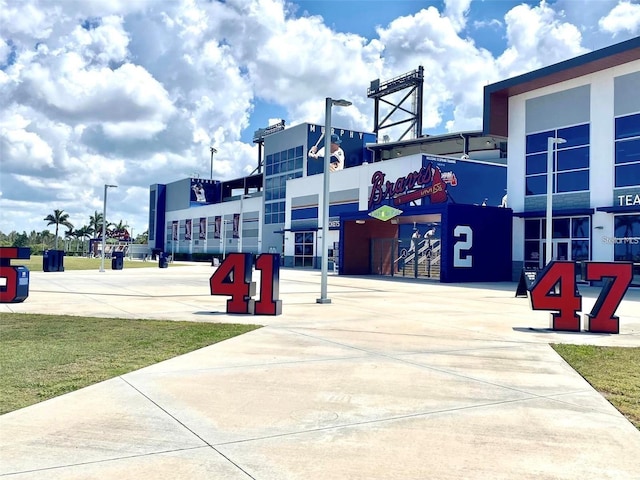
[222,219,230,260]
[100,184,118,272]
[545,137,566,265]
[210,146,217,179]
[317,97,352,304]
[238,195,247,253]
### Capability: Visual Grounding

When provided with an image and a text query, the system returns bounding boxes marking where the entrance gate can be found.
[371,236,441,279]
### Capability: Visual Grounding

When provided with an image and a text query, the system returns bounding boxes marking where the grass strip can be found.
[551,344,639,430]
[13,255,175,271]
[0,313,260,414]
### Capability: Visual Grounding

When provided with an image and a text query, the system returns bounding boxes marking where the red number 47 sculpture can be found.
[529,261,632,334]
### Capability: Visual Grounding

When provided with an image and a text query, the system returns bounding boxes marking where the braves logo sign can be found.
[368,163,457,209]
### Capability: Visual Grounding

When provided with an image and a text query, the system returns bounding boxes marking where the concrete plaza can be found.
[1,263,639,479]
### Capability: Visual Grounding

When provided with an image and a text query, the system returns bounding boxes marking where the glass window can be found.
[524,240,541,263]
[614,214,640,264]
[615,163,640,187]
[572,240,590,261]
[553,218,570,239]
[557,146,589,171]
[525,153,547,175]
[615,113,640,140]
[615,214,640,238]
[572,217,590,238]
[526,130,554,154]
[525,215,592,269]
[293,230,316,268]
[558,124,590,148]
[526,175,546,195]
[615,138,640,164]
[557,170,589,193]
[526,124,589,196]
[266,154,273,166]
[615,114,640,188]
[525,219,540,239]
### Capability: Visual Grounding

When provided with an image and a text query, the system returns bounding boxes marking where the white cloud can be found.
[444,0,472,32]
[0,0,634,236]
[497,1,587,77]
[599,1,640,35]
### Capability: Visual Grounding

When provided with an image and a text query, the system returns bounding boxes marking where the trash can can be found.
[159,252,169,268]
[111,251,124,270]
[43,249,65,272]
[12,266,30,302]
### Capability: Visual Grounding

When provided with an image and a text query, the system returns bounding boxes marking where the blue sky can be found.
[0,0,639,235]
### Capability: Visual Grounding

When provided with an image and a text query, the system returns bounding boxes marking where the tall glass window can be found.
[614,214,640,286]
[525,124,590,196]
[265,145,304,224]
[294,232,315,267]
[523,216,590,269]
[615,112,640,188]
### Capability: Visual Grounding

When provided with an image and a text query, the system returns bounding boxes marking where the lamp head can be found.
[331,99,352,107]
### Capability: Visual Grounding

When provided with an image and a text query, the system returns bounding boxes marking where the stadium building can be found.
[483,36,640,285]
[149,37,639,285]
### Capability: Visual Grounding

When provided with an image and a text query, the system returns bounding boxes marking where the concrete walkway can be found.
[1,264,639,479]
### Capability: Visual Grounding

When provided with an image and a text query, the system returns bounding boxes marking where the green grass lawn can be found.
[14,255,172,271]
[551,344,639,430]
[0,313,261,414]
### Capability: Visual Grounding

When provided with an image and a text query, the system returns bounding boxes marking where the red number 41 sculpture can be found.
[210,252,282,315]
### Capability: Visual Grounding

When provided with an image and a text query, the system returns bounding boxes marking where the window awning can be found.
[596,205,640,213]
[512,208,594,218]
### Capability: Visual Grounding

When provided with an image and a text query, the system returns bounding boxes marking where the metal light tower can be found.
[210,146,217,179]
[545,137,566,265]
[317,97,352,304]
[100,184,118,272]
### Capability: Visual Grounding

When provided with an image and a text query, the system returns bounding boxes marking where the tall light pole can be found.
[238,194,247,253]
[100,184,118,272]
[222,219,230,260]
[210,146,217,179]
[239,178,248,253]
[317,97,352,304]
[545,137,566,265]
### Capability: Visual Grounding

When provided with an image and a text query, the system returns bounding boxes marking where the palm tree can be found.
[43,210,73,249]
[64,228,75,253]
[75,225,93,256]
[89,211,103,239]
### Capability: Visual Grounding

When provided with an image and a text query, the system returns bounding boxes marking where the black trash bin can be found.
[159,252,169,268]
[112,251,124,270]
[43,249,65,272]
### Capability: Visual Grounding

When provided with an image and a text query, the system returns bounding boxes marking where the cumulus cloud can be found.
[497,1,587,76]
[599,1,640,35]
[0,0,634,236]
